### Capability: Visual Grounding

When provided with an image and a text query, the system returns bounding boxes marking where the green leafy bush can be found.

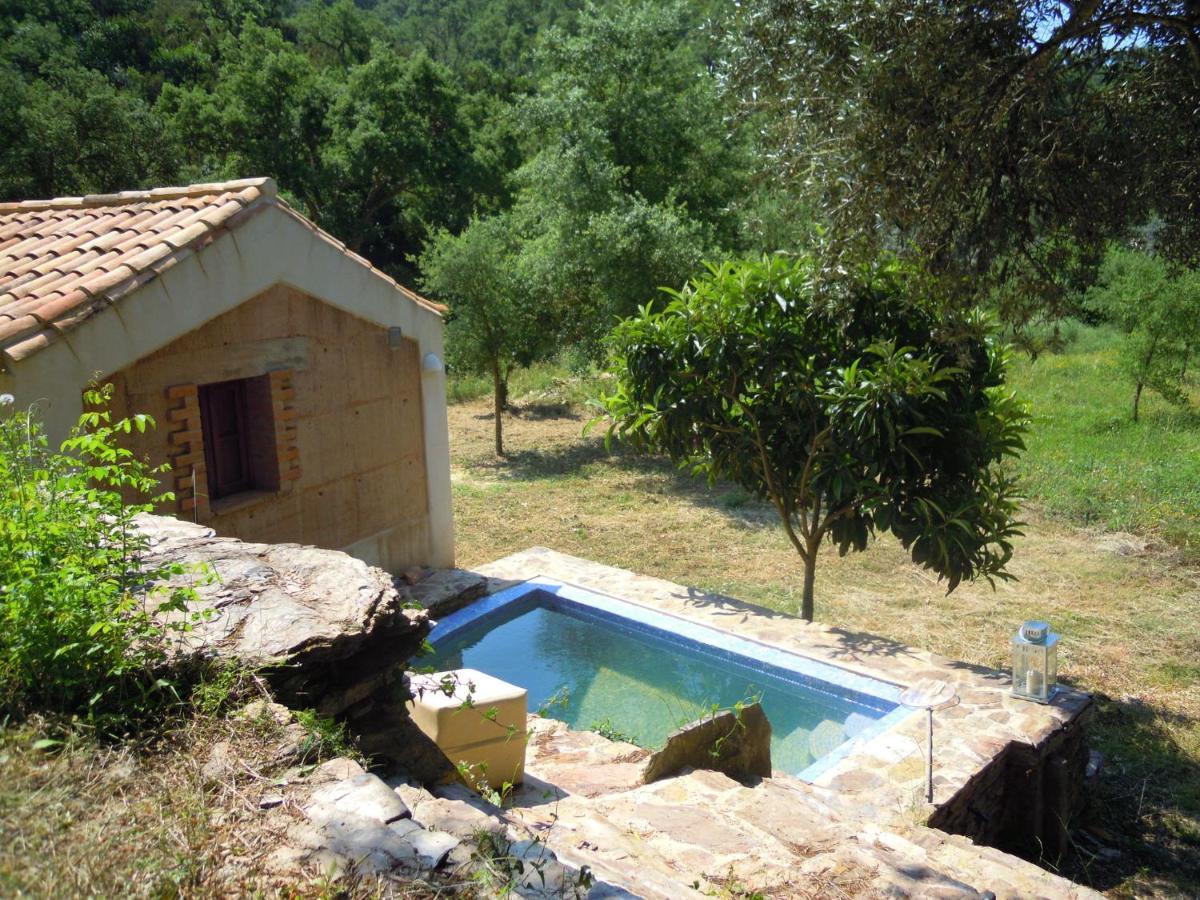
[0,386,204,733]
[601,254,1029,621]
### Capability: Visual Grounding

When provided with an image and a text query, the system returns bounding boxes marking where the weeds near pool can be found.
[898,784,931,826]
[708,693,763,760]
[189,661,268,718]
[694,867,767,899]
[538,684,572,716]
[469,826,595,897]
[294,709,357,761]
[589,716,637,744]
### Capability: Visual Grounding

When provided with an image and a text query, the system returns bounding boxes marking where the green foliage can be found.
[468,827,594,894]
[724,0,1200,317]
[0,59,173,199]
[421,1,744,424]
[0,387,207,733]
[528,1,745,245]
[189,662,262,718]
[589,717,636,744]
[602,254,1029,620]
[422,212,556,453]
[1008,324,1200,558]
[536,684,571,716]
[293,709,358,761]
[1085,246,1200,421]
[505,1,739,349]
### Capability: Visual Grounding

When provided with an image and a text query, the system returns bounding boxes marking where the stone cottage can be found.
[0,178,453,572]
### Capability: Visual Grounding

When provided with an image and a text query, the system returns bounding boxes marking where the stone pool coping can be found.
[469,547,1095,837]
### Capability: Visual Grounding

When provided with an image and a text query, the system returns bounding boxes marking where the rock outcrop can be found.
[642,702,772,785]
[137,514,440,759]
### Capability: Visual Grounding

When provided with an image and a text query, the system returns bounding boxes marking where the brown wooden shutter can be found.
[199,380,252,498]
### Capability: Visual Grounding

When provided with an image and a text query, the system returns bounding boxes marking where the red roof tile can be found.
[0,177,444,366]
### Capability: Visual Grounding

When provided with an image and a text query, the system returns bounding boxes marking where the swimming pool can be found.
[427,580,912,780]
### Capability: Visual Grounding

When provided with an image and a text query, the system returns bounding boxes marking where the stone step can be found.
[268,760,466,879]
[402,567,488,617]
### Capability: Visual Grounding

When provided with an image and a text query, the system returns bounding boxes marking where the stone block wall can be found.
[928,704,1093,864]
[104,283,432,573]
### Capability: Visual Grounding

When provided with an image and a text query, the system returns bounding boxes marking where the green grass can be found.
[1008,325,1200,560]
[446,354,608,409]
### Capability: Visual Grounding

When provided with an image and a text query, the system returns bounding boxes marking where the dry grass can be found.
[449,389,1200,898]
[0,708,446,899]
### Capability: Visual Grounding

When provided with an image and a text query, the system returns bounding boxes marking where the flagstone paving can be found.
[454,547,1101,898]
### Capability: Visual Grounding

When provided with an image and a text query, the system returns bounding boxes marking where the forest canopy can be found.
[2,0,1197,361]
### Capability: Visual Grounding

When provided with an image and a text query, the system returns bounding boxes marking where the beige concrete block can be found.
[407,669,527,789]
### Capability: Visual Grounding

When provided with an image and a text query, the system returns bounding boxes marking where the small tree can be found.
[421,212,556,456]
[1086,246,1200,422]
[601,255,1028,622]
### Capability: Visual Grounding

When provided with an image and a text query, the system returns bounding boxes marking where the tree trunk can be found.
[800,551,817,622]
[497,377,509,412]
[491,360,505,456]
[1133,381,1144,423]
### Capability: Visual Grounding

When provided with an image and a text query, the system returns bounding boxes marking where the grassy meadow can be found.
[1011,325,1200,561]
[446,323,1200,897]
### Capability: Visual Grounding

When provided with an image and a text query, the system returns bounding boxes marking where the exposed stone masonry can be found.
[471,548,1101,898]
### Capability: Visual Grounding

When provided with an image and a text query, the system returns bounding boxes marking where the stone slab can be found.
[642,702,771,784]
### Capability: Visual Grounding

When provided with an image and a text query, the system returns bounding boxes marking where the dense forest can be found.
[0,0,752,282]
[3,1,1198,418]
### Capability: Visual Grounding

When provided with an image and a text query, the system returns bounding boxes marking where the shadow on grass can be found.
[466,408,781,526]
[472,401,584,423]
[1056,694,1200,895]
[1085,404,1200,435]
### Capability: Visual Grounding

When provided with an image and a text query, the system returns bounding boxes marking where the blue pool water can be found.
[428,583,906,776]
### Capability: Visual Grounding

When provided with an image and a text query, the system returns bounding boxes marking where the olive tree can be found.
[723,0,1200,319]
[421,212,555,456]
[601,255,1029,621]
[1086,246,1200,422]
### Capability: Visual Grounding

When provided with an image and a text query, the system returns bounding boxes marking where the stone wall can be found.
[106,284,432,573]
[927,700,1092,864]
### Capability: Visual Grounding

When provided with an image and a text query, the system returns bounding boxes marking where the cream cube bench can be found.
[406,668,527,789]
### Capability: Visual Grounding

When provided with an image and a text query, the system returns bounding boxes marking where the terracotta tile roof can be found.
[0,177,443,366]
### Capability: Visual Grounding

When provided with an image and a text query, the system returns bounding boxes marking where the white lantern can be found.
[1011,621,1059,703]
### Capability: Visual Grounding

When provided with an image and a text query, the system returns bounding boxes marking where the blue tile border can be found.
[429,577,918,781]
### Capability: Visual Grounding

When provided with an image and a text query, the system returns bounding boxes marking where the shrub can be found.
[0,386,204,733]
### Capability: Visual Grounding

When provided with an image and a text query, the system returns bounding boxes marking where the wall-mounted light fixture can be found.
[387,326,404,349]
[422,353,445,375]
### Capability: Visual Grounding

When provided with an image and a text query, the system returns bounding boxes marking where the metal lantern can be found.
[1011,620,1059,703]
